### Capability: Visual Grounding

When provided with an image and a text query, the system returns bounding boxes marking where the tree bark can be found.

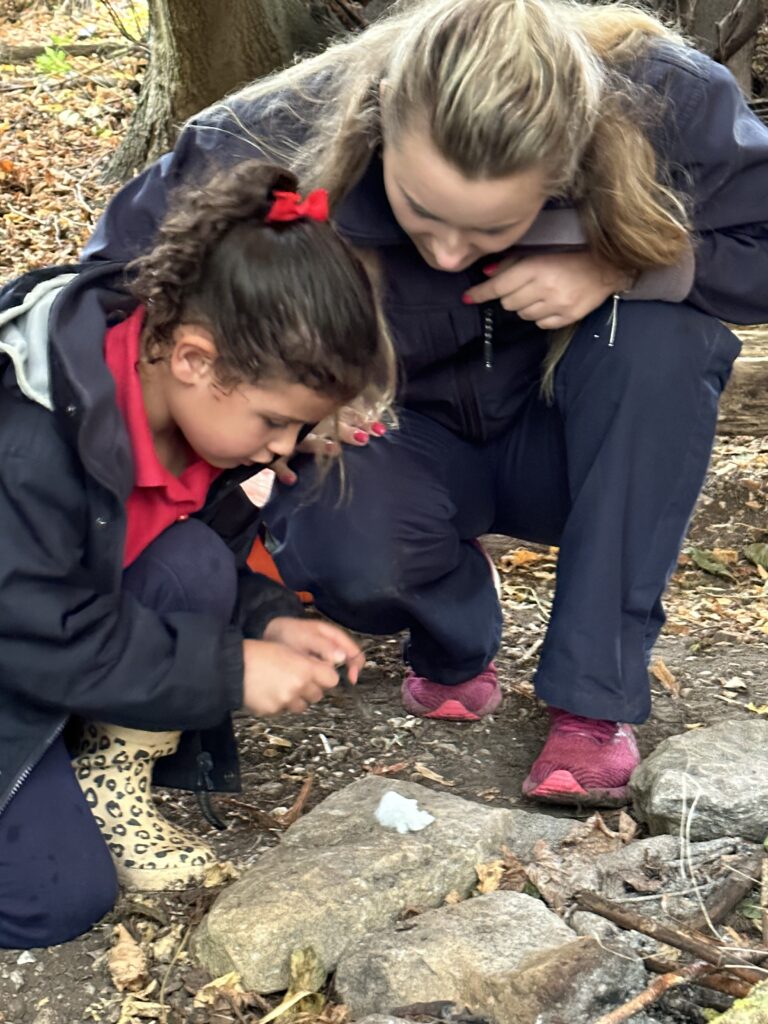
[667,0,762,95]
[105,0,342,182]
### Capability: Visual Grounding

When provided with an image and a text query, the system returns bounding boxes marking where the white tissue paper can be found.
[374,790,435,834]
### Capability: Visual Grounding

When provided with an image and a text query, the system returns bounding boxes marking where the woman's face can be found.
[382,125,549,274]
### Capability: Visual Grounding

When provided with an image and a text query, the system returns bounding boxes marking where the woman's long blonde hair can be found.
[212,0,692,387]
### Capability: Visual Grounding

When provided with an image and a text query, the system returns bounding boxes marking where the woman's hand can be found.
[241,635,352,716]
[262,616,364,681]
[463,251,633,330]
[272,404,387,486]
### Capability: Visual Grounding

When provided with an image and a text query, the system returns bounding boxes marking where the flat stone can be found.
[335,891,646,1023]
[194,777,518,992]
[631,720,768,841]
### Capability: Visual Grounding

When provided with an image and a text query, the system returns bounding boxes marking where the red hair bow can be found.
[265,189,329,224]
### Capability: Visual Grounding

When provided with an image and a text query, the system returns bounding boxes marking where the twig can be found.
[158,922,192,1024]
[327,0,368,30]
[574,890,765,983]
[645,957,752,999]
[762,854,768,946]
[277,774,314,827]
[592,963,707,1024]
[686,851,765,932]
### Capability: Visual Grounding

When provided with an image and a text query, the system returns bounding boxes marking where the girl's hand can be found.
[262,617,365,682]
[463,251,633,330]
[272,404,387,486]
[241,638,344,716]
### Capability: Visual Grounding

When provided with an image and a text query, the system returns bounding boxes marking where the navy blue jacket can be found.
[84,44,768,441]
[0,263,303,812]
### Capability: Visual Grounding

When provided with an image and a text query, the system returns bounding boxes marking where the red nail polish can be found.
[370,422,387,436]
[353,429,369,443]
[483,263,500,275]
[461,293,475,305]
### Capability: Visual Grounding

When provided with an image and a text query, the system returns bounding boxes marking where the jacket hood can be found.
[0,273,77,410]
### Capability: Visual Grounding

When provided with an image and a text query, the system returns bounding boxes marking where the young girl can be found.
[84,0,768,806]
[0,160,394,949]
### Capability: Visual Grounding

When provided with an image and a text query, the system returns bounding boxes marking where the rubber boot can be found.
[71,722,218,892]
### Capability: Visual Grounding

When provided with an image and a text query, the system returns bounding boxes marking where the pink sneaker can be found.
[401,663,501,721]
[522,708,640,807]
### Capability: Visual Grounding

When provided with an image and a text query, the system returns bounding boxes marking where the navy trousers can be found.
[267,299,740,724]
[0,518,236,949]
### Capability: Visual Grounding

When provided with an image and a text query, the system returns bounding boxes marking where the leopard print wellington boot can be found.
[72,722,218,891]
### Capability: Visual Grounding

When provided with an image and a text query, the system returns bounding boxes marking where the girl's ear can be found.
[169,324,218,385]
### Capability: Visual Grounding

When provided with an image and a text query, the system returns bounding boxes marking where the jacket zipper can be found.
[0,718,67,818]
[482,306,494,369]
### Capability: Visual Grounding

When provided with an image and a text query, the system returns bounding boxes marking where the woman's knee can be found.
[561,300,740,402]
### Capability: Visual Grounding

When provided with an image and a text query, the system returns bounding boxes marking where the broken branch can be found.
[574,890,764,984]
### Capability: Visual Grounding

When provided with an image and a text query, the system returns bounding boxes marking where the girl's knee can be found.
[0,844,118,949]
[123,517,238,620]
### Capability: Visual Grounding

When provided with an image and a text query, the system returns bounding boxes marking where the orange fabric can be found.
[247,536,314,605]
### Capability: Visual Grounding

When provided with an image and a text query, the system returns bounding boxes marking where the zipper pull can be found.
[482,307,494,370]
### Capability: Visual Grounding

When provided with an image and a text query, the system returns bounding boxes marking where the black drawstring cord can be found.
[195,751,228,830]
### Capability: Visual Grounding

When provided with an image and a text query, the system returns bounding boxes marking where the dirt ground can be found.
[1,4,767,1023]
[0,440,764,1024]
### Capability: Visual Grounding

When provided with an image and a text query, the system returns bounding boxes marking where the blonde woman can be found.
[86,0,768,806]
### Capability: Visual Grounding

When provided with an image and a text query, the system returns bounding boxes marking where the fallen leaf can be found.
[689,547,736,581]
[650,658,680,697]
[201,860,239,888]
[116,997,165,1023]
[745,543,768,572]
[367,761,409,776]
[444,890,463,904]
[193,971,250,1010]
[475,859,504,894]
[413,763,454,786]
[266,734,293,748]
[712,548,739,564]
[499,548,550,571]
[108,924,148,993]
[745,702,768,715]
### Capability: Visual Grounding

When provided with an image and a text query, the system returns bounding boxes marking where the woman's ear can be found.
[168,324,218,385]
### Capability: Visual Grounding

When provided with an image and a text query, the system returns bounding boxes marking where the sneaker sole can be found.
[522,769,631,808]
[423,699,481,721]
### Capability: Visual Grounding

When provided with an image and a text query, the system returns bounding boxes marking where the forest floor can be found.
[0,3,767,1024]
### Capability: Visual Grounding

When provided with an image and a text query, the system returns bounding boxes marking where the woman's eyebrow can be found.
[401,185,519,233]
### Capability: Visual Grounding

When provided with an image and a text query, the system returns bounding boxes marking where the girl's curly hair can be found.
[128,160,394,415]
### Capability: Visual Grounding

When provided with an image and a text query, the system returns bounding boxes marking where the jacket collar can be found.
[333,153,587,252]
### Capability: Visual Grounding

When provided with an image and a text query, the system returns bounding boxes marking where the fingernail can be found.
[483,263,500,275]
[370,421,387,436]
[353,430,369,443]
[283,471,297,485]
[461,293,475,305]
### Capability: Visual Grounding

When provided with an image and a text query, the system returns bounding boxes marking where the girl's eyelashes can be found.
[263,417,288,430]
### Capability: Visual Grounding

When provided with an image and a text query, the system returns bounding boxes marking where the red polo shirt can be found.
[104,307,222,567]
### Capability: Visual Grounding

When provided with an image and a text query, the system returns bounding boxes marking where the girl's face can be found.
[382,125,549,274]
[164,326,337,469]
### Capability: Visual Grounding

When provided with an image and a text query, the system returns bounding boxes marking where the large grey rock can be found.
[335,891,646,1024]
[631,720,768,841]
[194,777,518,992]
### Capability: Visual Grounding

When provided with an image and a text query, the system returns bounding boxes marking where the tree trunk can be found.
[105,0,341,182]
[670,0,762,95]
